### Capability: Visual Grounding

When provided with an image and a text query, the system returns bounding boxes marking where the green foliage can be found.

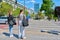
[38,12,45,19]
[0,2,29,17]
[53,14,58,21]
[47,14,54,19]
[0,2,13,16]
[12,8,29,17]
[24,10,28,16]
[30,12,35,18]
[12,8,20,17]
[40,0,54,16]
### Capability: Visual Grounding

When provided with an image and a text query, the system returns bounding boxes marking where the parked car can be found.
[0,16,8,24]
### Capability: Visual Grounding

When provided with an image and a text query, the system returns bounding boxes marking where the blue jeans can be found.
[18,25,25,38]
[9,25,13,36]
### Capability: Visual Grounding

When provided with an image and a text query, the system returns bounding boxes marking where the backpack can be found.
[22,15,29,27]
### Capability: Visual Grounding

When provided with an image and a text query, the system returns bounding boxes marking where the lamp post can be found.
[24,0,25,14]
[13,0,17,11]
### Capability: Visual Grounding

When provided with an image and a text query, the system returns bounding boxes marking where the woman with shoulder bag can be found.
[7,10,15,38]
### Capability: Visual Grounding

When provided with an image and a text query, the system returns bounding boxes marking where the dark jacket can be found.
[7,15,14,25]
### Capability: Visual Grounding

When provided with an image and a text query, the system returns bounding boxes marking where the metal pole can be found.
[24,0,25,13]
[13,0,17,11]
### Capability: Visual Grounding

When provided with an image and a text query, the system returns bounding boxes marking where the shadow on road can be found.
[3,32,10,37]
[47,31,59,35]
[13,34,18,39]
[3,32,19,39]
[41,30,60,35]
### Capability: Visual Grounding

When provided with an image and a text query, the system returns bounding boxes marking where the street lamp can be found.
[24,0,25,14]
[13,0,17,11]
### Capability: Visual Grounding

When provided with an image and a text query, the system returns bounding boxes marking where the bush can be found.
[47,14,54,20]
[53,15,58,21]
[30,13,35,18]
[12,8,20,17]
[0,13,5,16]
[38,12,45,19]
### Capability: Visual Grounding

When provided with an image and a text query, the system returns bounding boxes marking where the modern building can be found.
[2,0,33,13]
[34,3,39,14]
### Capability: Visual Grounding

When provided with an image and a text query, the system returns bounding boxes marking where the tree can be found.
[30,12,35,18]
[40,0,54,16]
[25,10,28,16]
[12,8,20,17]
[0,2,13,16]
[12,8,29,17]
[38,12,45,19]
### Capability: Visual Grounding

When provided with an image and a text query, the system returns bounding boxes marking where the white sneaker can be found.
[10,35,13,38]
[23,37,26,39]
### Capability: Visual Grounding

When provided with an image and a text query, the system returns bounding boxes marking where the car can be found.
[0,16,8,24]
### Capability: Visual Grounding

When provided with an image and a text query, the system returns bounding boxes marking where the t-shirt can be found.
[19,14,26,21]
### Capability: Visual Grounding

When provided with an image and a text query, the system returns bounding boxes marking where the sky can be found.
[17,0,60,10]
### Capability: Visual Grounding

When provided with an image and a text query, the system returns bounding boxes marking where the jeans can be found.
[9,25,13,36]
[18,21,25,38]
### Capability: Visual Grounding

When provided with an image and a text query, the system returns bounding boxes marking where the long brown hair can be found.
[19,9,23,14]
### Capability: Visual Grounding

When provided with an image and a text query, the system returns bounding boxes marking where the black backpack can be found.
[22,15,29,27]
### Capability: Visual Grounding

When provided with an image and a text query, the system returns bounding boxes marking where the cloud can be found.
[30,8,34,10]
[25,0,35,3]
[30,0,35,3]
[19,0,35,4]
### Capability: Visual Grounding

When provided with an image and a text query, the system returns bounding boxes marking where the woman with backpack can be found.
[18,9,27,39]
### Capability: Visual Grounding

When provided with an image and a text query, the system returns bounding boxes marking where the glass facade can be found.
[34,3,39,13]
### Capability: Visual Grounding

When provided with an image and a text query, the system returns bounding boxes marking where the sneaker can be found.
[20,37,26,39]
[23,37,26,39]
[10,35,13,38]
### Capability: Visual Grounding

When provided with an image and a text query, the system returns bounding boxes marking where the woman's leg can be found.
[18,21,22,38]
[18,25,22,38]
[21,27,25,38]
[9,25,13,37]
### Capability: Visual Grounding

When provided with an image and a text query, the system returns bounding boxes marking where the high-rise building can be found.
[34,3,39,13]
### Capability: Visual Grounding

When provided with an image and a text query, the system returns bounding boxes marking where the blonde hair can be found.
[8,9,12,16]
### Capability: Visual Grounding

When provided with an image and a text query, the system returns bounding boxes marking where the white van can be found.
[0,16,7,24]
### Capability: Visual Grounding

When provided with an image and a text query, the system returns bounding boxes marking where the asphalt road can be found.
[0,19,60,40]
